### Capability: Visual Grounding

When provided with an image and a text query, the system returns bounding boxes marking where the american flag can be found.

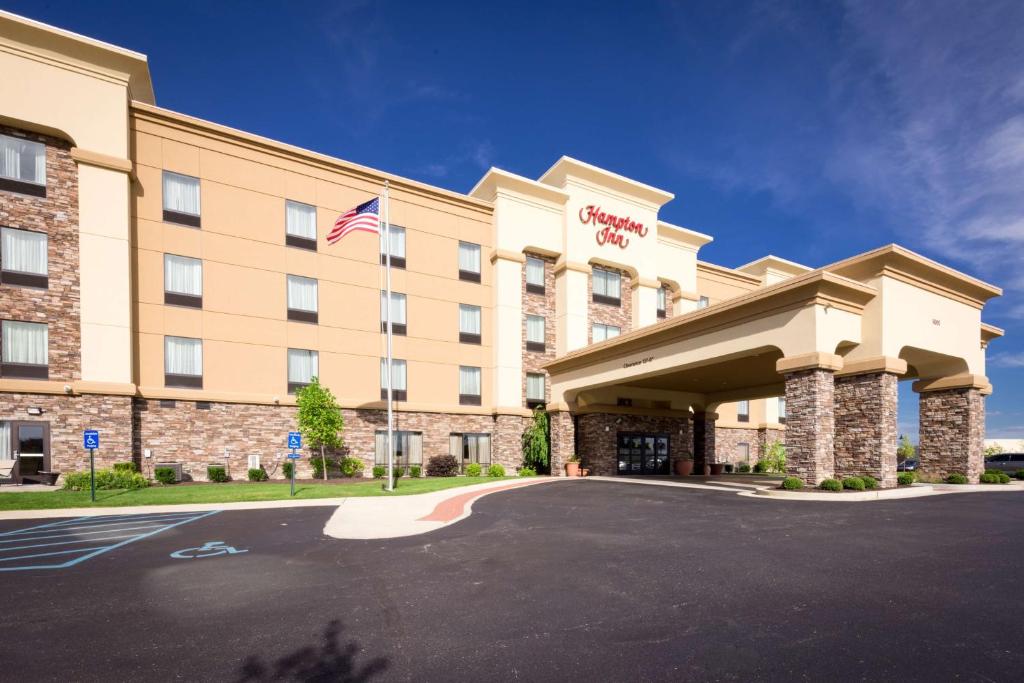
[326,197,380,244]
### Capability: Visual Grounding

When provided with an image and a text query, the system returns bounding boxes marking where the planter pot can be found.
[565,462,581,477]
[709,463,725,475]
[674,459,694,476]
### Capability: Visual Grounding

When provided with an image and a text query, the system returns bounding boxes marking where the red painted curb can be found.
[417,480,545,522]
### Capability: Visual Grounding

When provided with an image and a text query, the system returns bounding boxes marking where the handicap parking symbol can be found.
[83,430,99,449]
[170,541,248,560]
[288,431,302,450]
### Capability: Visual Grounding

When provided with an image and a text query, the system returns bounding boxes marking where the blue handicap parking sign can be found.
[287,432,302,450]
[287,453,301,460]
[83,430,99,449]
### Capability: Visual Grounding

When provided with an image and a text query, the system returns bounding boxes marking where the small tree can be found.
[521,409,550,474]
[296,377,344,481]
[983,442,1004,459]
[897,434,916,461]
[762,439,786,474]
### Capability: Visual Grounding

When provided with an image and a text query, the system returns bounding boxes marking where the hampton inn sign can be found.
[579,204,649,249]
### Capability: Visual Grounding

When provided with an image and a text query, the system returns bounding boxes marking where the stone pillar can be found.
[918,388,985,483]
[492,413,527,472]
[783,368,835,485]
[834,372,899,488]
[692,412,716,473]
[549,410,575,477]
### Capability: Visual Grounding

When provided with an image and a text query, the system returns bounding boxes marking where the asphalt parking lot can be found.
[1,481,1021,682]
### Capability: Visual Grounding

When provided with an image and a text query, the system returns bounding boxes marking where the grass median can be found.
[0,476,518,511]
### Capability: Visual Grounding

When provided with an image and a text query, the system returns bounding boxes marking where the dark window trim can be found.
[288,308,318,324]
[459,332,481,345]
[778,416,787,425]
[0,362,48,379]
[381,254,406,269]
[380,388,408,401]
[381,322,407,335]
[738,413,750,423]
[159,399,176,408]
[592,293,621,307]
[526,340,546,353]
[288,381,311,395]
[459,393,482,406]
[164,373,202,389]
[459,269,481,283]
[526,398,545,409]
[617,398,633,407]
[525,282,545,295]
[196,401,212,410]
[657,308,667,319]
[1,270,48,289]
[163,209,201,228]
[0,176,46,198]
[286,234,318,251]
[164,292,202,308]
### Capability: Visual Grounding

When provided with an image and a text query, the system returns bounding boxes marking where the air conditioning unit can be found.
[247,454,260,470]
[154,462,183,482]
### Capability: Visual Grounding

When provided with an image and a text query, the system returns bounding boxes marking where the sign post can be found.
[287,432,302,497]
[83,430,99,502]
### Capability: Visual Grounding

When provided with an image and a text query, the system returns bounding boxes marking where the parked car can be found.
[897,459,919,471]
[984,453,1024,474]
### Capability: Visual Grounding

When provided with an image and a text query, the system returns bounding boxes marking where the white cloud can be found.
[989,352,1024,368]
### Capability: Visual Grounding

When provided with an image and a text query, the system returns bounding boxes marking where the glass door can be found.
[14,422,49,483]
[617,433,670,475]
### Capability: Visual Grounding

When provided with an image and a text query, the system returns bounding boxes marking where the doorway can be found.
[2,421,50,484]
[617,432,670,475]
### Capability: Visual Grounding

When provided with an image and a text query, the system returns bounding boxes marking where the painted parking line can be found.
[0,510,220,572]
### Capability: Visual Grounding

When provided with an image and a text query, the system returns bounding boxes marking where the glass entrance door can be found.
[617,432,670,475]
[13,422,49,483]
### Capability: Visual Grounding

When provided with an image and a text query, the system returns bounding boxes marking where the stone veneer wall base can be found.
[918,388,985,484]
[834,372,899,488]
[784,369,835,485]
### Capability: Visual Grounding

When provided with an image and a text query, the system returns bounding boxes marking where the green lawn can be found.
[0,476,518,511]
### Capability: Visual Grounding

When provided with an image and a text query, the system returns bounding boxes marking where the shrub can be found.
[207,466,229,483]
[1014,469,1024,481]
[340,457,364,477]
[521,408,550,473]
[488,464,506,477]
[819,478,842,492]
[154,467,177,485]
[781,476,803,490]
[945,473,968,485]
[842,477,866,491]
[861,475,878,490]
[980,470,1010,484]
[737,464,751,473]
[897,472,915,486]
[761,439,786,474]
[62,468,148,491]
[753,461,768,473]
[519,467,537,477]
[409,465,422,478]
[426,455,459,477]
[247,468,268,482]
[998,471,1012,484]
[465,463,482,477]
[372,465,387,479]
[112,461,136,473]
[282,461,295,479]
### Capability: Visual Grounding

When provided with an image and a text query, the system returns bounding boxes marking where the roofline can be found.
[538,156,675,207]
[657,220,713,247]
[696,260,762,287]
[735,254,812,274]
[469,166,570,205]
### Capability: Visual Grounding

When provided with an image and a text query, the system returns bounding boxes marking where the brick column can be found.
[834,372,899,488]
[549,410,575,477]
[783,368,835,485]
[918,388,985,483]
[692,412,716,474]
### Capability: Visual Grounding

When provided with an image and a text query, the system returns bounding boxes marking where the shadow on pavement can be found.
[234,620,388,682]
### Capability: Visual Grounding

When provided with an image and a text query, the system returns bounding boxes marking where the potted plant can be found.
[709,462,725,476]
[674,453,694,476]
[565,455,581,477]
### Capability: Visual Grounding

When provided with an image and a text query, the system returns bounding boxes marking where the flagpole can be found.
[383,181,394,492]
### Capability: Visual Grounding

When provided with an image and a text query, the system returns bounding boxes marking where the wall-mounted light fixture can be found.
[27,407,43,416]
[63,384,72,394]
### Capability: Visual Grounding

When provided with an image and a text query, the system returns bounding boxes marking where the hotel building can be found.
[0,12,1004,486]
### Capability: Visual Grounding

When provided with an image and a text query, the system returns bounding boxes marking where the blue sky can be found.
[8,0,1023,439]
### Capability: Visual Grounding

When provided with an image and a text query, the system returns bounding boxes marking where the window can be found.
[525,256,545,294]
[287,348,318,394]
[526,373,545,408]
[1,320,48,379]
[163,254,202,308]
[285,200,317,250]
[737,400,750,423]
[617,397,633,407]
[380,358,407,401]
[526,314,545,352]
[657,287,667,318]
[592,323,620,343]
[459,304,481,344]
[592,267,621,305]
[459,366,481,405]
[0,133,46,197]
[375,430,423,467]
[450,433,491,471]
[698,296,710,309]
[287,275,318,323]
[164,335,202,388]
[380,225,406,268]
[380,291,407,335]
[778,397,786,424]
[1,227,48,288]
[162,171,201,227]
[458,241,482,282]
[738,442,750,463]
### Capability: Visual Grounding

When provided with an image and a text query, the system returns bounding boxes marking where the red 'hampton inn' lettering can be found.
[578,204,649,249]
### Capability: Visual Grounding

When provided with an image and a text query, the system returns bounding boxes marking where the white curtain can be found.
[1,321,47,365]
[526,373,545,400]
[459,366,481,396]
[738,400,749,417]
[1,228,47,275]
[165,336,202,376]
[477,436,491,466]
[287,275,318,312]
[526,315,544,343]
[0,134,45,185]
[449,434,461,459]
[164,254,202,295]
[459,305,481,335]
[380,226,405,258]
[288,349,318,383]
[778,397,786,419]
[0,421,9,460]
[594,268,621,299]
[593,324,620,343]
[657,287,667,311]
[380,358,407,390]
[525,257,545,286]
[380,291,406,324]
[163,171,200,215]
[286,200,317,239]
[458,242,481,273]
